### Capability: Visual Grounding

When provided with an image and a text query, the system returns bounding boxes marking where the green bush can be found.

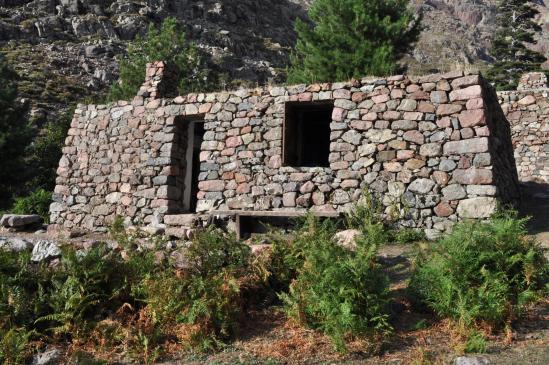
[0,328,35,365]
[108,17,215,101]
[0,54,34,209]
[287,0,421,83]
[0,241,157,360]
[142,227,252,352]
[464,330,487,353]
[391,228,426,244]
[280,215,392,352]
[11,189,52,222]
[25,108,73,193]
[37,244,153,338]
[0,223,260,360]
[410,211,549,330]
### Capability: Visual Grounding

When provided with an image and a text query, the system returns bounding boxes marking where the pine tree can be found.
[0,55,33,209]
[486,0,547,90]
[287,0,421,84]
[108,17,215,101]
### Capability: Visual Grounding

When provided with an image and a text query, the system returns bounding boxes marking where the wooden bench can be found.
[210,210,341,239]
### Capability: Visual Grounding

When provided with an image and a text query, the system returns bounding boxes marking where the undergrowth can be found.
[279,212,392,353]
[410,211,549,337]
[0,226,264,363]
[1,195,547,362]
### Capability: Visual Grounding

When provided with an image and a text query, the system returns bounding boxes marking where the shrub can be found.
[464,330,487,353]
[345,189,385,232]
[391,228,426,244]
[345,189,424,245]
[0,249,50,332]
[0,328,35,365]
[25,108,73,193]
[141,227,252,352]
[36,244,147,338]
[280,215,392,352]
[0,54,34,209]
[11,189,52,222]
[108,17,215,101]
[410,211,549,331]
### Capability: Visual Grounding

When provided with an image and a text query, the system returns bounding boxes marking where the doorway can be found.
[182,119,204,213]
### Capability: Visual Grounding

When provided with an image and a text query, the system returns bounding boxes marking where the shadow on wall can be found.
[519,181,549,235]
[483,79,521,205]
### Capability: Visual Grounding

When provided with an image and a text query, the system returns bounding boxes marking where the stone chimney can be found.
[137,61,180,99]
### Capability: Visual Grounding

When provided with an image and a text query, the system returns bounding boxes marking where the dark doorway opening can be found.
[177,118,205,213]
[283,101,333,167]
[189,122,204,212]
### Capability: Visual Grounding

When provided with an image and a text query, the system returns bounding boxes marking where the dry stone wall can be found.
[498,73,549,183]
[50,62,521,237]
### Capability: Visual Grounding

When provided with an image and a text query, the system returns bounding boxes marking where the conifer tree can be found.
[108,17,214,101]
[287,0,421,84]
[486,0,547,90]
[0,55,33,208]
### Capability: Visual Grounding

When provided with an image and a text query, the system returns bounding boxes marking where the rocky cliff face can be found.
[0,0,547,124]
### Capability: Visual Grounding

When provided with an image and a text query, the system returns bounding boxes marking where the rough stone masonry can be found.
[49,61,522,238]
[499,73,549,183]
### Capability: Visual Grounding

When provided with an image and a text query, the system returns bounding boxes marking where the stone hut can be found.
[49,62,521,238]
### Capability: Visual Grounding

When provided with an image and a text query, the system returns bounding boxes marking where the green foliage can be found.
[392,228,426,244]
[410,211,549,330]
[0,240,157,360]
[344,189,424,244]
[0,249,50,332]
[11,189,52,222]
[36,244,146,338]
[185,227,250,278]
[25,108,73,193]
[464,330,488,354]
[0,328,35,365]
[0,54,34,209]
[287,0,421,83]
[262,228,307,293]
[108,17,215,101]
[486,0,547,90]
[280,215,392,352]
[142,227,251,352]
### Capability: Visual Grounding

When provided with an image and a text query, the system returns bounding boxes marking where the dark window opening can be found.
[284,102,332,167]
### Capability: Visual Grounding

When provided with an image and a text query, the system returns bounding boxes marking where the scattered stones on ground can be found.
[31,240,62,262]
[453,356,491,365]
[334,229,361,251]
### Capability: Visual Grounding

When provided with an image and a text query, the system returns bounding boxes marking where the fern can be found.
[410,210,549,330]
[280,215,392,352]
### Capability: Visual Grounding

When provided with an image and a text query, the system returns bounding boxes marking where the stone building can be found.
[49,61,523,238]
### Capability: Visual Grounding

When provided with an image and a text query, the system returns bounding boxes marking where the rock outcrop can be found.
[0,0,547,126]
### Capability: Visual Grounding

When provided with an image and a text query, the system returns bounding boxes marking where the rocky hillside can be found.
[0,0,547,124]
